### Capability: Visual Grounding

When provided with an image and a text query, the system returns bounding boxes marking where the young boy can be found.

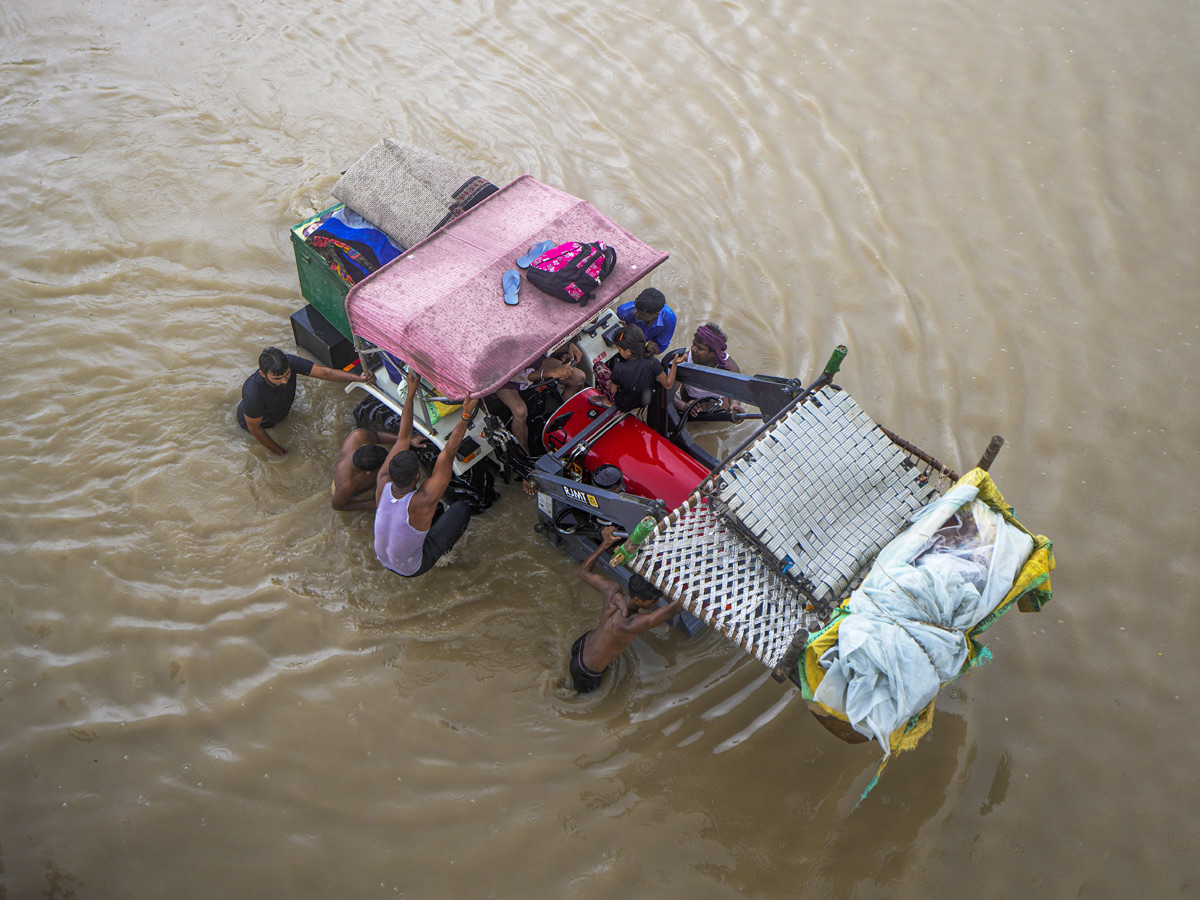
[616,288,677,355]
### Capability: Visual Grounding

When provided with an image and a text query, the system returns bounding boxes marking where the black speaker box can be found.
[290,304,357,370]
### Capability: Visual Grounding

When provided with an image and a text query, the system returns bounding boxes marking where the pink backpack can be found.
[525,241,617,306]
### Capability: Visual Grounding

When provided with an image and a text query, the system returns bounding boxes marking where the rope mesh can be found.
[629,386,947,668]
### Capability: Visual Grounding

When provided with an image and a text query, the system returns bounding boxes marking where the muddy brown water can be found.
[2,0,1198,897]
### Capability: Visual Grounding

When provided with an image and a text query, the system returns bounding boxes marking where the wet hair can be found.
[352,444,388,472]
[614,323,649,358]
[388,449,420,488]
[634,288,666,315]
[627,573,663,605]
[258,347,289,376]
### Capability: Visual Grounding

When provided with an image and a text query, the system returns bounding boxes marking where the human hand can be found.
[601,525,620,546]
[405,369,419,391]
[272,445,288,456]
[360,369,377,386]
[567,343,584,366]
[461,397,480,419]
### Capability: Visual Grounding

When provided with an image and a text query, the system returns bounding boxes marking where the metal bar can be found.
[876,425,960,482]
[351,333,379,376]
[556,405,630,464]
[694,345,849,498]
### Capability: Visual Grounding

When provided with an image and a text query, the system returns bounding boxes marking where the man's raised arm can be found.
[376,370,421,503]
[578,526,623,603]
[416,398,478,504]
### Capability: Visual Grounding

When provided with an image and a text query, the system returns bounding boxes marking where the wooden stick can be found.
[772,626,810,683]
[877,426,959,482]
[975,435,1005,472]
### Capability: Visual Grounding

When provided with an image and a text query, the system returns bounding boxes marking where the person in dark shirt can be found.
[597,324,682,412]
[236,347,375,456]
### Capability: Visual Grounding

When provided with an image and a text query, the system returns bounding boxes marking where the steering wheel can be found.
[670,397,719,438]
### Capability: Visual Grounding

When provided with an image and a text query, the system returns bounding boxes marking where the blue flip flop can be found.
[516,240,555,268]
[502,269,521,306]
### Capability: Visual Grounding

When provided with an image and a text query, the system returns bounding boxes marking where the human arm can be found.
[375,371,421,503]
[549,340,583,368]
[629,597,684,633]
[332,481,379,512]
[369,430,399,446]
[245,415,286,456]
[395,370,420,448]
[344,428,399,449]
[309,363,376,387]
[655,351,683,391]
[407,397,479,525]
[577,526,624,601]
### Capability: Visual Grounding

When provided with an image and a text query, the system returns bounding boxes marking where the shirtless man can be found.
[330,428,398,511]
[374,370,479,577]
[570,526,683,693]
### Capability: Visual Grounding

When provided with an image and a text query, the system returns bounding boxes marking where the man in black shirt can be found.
[236,347,375,456]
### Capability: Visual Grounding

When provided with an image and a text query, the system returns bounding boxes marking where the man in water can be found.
[616,287,677,355]
[570,526,683,693]
[673,323,743,418]
[374,369,479,577]
[237,347,375,456]
[330,427,399,511]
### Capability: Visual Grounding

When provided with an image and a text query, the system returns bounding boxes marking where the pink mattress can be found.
[345,175,669,398]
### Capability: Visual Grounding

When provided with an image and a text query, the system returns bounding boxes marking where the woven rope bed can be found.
[628,385,952,669]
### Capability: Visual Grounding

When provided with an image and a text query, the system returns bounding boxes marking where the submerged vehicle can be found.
[286,140,1055,769]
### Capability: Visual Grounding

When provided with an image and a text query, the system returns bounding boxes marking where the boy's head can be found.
[627,573,663,609]
[632,288,666,322]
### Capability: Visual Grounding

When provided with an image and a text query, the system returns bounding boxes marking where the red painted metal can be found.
[543,388,709,511]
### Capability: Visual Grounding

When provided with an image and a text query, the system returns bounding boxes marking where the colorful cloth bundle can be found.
[306,206,403,285]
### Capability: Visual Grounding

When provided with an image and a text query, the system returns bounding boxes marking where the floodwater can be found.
[2,0,1197,896]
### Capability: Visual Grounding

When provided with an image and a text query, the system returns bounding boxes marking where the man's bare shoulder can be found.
[340,428,374,453]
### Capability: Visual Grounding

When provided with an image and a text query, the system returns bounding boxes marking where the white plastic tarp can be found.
[811,483,1035,754]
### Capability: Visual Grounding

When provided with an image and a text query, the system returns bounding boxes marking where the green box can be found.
[290,204,353,339]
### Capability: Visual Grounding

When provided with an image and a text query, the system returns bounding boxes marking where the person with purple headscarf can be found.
[674,323,743,418]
